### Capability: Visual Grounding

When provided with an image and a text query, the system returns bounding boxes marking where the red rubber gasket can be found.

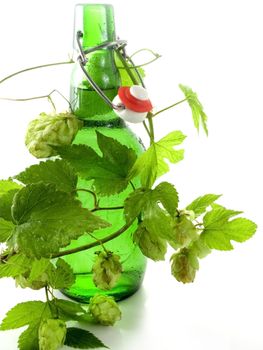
[118,87,153,112]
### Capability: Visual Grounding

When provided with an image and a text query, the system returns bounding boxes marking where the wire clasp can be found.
[76,31,145,111]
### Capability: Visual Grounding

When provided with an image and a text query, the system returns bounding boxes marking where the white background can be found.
[0,0,263,349]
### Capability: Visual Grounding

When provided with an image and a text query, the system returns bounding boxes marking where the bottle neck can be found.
[81,4,116,49]
[71,4,120,122]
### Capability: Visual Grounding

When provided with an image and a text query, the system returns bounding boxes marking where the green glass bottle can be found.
[61,4,147,303]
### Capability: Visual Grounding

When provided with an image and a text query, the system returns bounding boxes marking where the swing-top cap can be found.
[118,85,153,113]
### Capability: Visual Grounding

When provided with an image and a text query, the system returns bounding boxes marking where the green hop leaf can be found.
[143,208,174,241]
[89,294,121,326]
[15,159,77,193]
[201,206,257,250]
[170,249,199,283]
[28,258,50,281]
[124,184,176,257]
[0,301,51,331]
[142,192,175,242]
[48,258,75,289]
[11,183,110,258]
[186,194,221,217]
[57,131,138,196]
[0,180,21,195]
[18,323,40,350]
[124,182,178,239]
[14,258,74,292]
[169,215,198,249]
[179,84,208,135]
[25,112,83,159]
[134,223,167,261]
[52,299,91,323]
[94,131,137,195]
[189,236,211,259]
[0,189,21,222]
[0,254,30,278]
[129,131,186,188]
[0,180,22,223]
[92,251,122,290]
[39,319,66,350]
[15,273,47,290]
[124,188,149,224]
[0,301,52,350]
[65,327,108,349]
[15,258,50,290]
[0,218,15,242]
[151,182,179,217]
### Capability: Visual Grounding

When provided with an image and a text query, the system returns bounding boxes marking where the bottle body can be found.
[61,4,147,302]
[62,122,146,302]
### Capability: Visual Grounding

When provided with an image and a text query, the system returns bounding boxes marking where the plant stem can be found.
[153,98,187,118]
[76,189,123,212]
[195,223,203,228]
[147,112,155,143]
[91,206,124,212]
[0,60,74,85]
[129,181,136,191]
[176,209,181,217]
[115,50,139,85]
[47,287,56,299]
[76,188,98,207]
[87,232,108,253]
[116,49,157,145]
[116,49,156,143]
[0,89,72,112]
[143,120,151,138]
[45,286,50,302]
[52,89,72,111]
[0,94,50,102]
[47,96,56,112]
[52,221,133,258]
[130,48,161,59]
[118,55,161,69]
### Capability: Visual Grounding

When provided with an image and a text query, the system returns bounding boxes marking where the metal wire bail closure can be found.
[76,31,146,112]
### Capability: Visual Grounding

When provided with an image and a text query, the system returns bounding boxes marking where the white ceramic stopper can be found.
[130,85,149,100]
[113,95,148,124]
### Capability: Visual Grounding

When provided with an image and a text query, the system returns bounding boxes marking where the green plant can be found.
[0,49,257,349]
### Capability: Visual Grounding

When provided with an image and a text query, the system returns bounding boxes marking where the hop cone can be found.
[170,215,198,249]
[89,294,121,326]
[39,319,66,350]
[25,112,82,158]
[171,249,199,283]
[92,251,122,290]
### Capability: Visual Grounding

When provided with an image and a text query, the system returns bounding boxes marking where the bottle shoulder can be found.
[74,124,145,155]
